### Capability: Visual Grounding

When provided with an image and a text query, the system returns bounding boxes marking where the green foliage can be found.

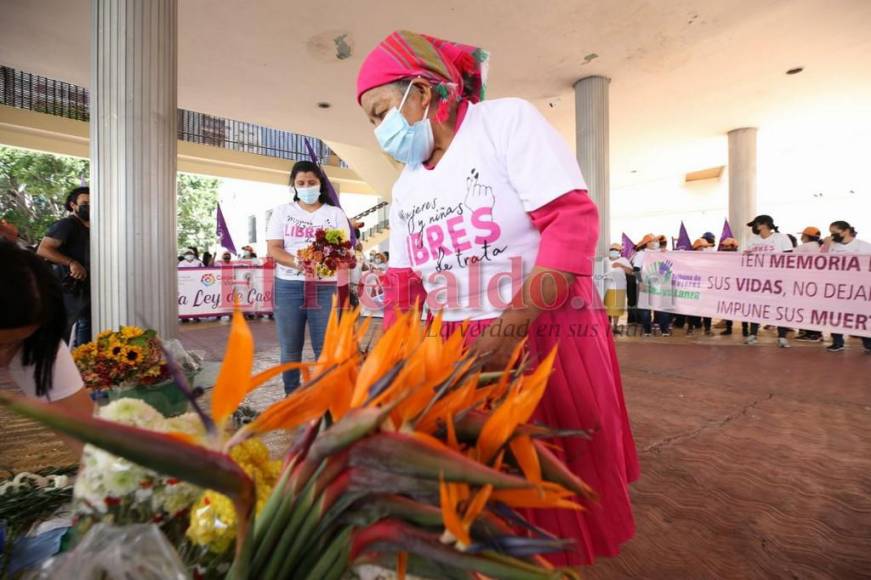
[0,147,222,253]
[177,173,220,254]
[0,146,89,244]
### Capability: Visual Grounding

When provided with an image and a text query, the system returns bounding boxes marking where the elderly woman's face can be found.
[360,81,432,127]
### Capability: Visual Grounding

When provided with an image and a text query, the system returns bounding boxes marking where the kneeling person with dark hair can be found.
[0,243,93,457]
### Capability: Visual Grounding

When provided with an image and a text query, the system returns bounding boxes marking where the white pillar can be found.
[574,76,610,258]
[90,0,179,338]
[728,128,757,249]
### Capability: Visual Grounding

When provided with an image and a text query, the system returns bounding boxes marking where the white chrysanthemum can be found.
[102,462,147,497]
[99,398,166,429]
[164,412,206,438]
[154,482,200,515]
[73,474,107,510]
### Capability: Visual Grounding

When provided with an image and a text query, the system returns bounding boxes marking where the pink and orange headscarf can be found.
[356,30,489,122]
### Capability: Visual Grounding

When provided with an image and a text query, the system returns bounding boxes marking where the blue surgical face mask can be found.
[609,251,621,259]
[296,186,321,204]
[374,82,433,167]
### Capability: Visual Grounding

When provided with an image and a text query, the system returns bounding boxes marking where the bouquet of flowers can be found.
[296,228,356,279]
[72,326,168,391]
[4,307,593,580]
[71,399,204,546]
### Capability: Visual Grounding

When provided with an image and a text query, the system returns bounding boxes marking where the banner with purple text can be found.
[177,264,274,318]
[637,251,871,337]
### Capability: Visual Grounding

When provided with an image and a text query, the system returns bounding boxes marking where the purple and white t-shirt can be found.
[388,98,586,320]
[746,232,793,254]
[266,202,350,281]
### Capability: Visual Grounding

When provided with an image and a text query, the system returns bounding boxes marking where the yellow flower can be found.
[72,342,97,362]
[120,326,145,339]
[97,329,114,341]
[122,345,144,365]
[187,491,237,554]
[186,438,280,553]
[107,338,126,360]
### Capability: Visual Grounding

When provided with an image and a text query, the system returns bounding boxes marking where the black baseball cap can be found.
[747,214,774,228]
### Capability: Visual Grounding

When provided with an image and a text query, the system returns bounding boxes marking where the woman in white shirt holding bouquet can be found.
[266,161,350,394]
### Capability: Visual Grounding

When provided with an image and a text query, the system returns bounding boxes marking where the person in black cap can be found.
[822,221,871,353]
[744,215,793,348]
[37,186,92,347]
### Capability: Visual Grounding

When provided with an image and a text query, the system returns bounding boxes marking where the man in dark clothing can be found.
[37,187,92,346]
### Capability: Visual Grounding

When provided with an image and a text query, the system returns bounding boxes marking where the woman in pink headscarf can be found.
[356,31,639,566]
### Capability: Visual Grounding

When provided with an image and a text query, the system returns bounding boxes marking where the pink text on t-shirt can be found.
[407,207,502,266]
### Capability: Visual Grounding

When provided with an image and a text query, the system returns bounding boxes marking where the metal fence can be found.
[0,65,342,165]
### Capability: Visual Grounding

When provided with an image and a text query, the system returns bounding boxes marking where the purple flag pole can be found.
[676,221,692,251]
[216,203,237,255]
[304,139,357,245]
[621,233,636,259]
[718,218,734,249]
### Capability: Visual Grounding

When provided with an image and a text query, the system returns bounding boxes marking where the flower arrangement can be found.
[71,399,204,545]
[296,228,356,279]
[72,326,168,390]
[3,306,594,580]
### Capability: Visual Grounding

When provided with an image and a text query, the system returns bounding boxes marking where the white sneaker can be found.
[744,335,758,345]
[778,338,791,348]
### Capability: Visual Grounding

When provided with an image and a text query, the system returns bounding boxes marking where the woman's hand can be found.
[471,325,523,371]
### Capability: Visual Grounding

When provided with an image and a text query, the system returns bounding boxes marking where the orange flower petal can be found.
[509,435,541,483]
[439,475,471,546]
[211,309,255,427]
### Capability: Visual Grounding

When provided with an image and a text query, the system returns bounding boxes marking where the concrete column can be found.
[90,0,179,338]
[727,128,757,248]
[574,76,610,258]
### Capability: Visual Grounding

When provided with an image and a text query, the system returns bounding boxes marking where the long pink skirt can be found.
[442,276,639,566]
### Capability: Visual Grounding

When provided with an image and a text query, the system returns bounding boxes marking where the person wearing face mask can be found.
[266,160,351,394]
[357,31,638,565]
[822,220,871,353]
[37,187,92,347]
[744,215,794,347]
[631,234,672,336]
[178,249,205,268]
[605,243,632,334]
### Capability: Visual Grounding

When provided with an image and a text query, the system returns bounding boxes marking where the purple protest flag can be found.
[216,203,237,255]
[621,233,636,259]
[304,139,356,245]
[675,221,692,250]
[718,219,734,249]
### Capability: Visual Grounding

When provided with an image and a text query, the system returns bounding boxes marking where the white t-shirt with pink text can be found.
[388,98,586,320]
[266,202,350,281]
[746,232,793,253]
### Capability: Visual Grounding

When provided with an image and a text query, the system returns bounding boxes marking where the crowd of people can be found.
[603,214,871,353]
[4,28,869,569]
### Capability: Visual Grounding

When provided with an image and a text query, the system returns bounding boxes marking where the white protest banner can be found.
[177,264,274,318]
[637,251,871,337]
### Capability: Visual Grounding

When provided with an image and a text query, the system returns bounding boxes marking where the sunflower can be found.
[123,345,145,365]
[97,329,115,341]
[72,342,97,362]
[120,326,145,339]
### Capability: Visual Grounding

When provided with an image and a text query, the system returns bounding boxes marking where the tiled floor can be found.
[2,319,869,578]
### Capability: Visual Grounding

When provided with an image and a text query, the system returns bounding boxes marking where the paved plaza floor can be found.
[2,318,869,578]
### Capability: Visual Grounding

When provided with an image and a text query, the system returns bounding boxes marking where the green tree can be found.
[176,173,220,255]
[0,147,221,252]
[0,146,89,244]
